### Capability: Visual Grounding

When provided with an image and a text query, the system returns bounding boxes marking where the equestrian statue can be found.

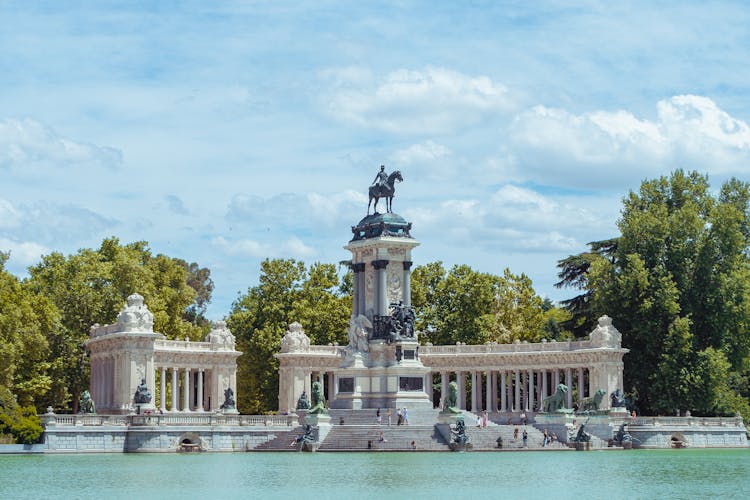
[368,165,403,214]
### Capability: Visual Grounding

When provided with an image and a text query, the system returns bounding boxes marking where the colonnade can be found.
[351,260,413,317]
[436,367,592,412]
[156,367,208,412]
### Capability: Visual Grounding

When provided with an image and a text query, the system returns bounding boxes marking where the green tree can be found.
[228,259,350,413]
[561,170,750,418]
[25,237,211,411]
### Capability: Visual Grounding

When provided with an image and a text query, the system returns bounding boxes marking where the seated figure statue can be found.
[134,378,151,404]
[296,390,310,410]
[307,382,328,415]
[220,387,236,410]
[79,390,96,414]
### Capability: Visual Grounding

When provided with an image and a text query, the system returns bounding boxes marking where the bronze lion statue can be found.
[542,384,568,413]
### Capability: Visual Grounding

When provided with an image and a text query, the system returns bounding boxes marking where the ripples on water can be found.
[1,449,749,499]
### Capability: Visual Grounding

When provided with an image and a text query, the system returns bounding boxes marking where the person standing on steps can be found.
[513,427,519,441]
[386,408,392,425]
[403,407,409,425]
[397,408,403,425]
[376,408,381,425]
[522,429,528,448]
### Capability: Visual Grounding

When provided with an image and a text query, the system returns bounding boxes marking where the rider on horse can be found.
[372,165,388,190]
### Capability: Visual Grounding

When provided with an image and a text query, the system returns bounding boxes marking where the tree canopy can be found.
[557,170,750,418]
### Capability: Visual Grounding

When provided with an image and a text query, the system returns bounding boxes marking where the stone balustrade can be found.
[41,413,298,427]
[421,339,595,354]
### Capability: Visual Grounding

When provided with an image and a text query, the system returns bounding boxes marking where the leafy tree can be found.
[25,237,211,411]
[0,386,43,444]
[227,259,350,413]
[561,170,750,418]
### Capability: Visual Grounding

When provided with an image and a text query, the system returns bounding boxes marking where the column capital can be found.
[352,262,366,272]
[403,261,413,270]
[372,259,389,270]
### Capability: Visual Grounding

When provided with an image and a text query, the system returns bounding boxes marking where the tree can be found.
[227,259,351,413]
[561,170,750,418]
[25,237,211,411]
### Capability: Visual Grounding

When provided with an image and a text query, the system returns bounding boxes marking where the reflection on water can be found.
[1,449,749,499]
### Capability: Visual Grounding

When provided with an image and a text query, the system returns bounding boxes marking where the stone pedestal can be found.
[304,413,332,447]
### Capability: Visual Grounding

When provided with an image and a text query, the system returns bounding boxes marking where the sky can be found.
[2,1,750,319]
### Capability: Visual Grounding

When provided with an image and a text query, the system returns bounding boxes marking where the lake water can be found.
[1,449,749,499]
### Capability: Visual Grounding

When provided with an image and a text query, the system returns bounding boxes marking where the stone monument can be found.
[330,166,431,410]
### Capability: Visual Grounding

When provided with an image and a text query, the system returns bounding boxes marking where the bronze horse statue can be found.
[368,170,402,214]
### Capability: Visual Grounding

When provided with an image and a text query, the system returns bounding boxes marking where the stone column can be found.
[577,367,584,403]
[457,371,466,410]
[440,372,448,409]
[514,370,521,412]
[351,263,360,315]
[183,368,190,411]
[197,369,205,411]
[327,372,335,403]
[565,367,573,408]
[554,369,560,388]
[491,372,498,411]
[304,371,312,401]
[354,263,366,316]
[470,372,477,412]
[373,260,389,315]
[485,371,492,412]
[537,370,543,407]
[402,261,413,307]
[160,367,166,412]
[528,369,534,412]
[171,368,179,411]
[500,371,507,412]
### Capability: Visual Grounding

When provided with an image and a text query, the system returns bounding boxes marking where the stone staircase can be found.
[251,426,305,451]
[465,424,569,450]
[319,424,449,451]
[327,408,441,426]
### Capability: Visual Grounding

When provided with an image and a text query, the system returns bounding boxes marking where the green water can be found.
[1,450,749,499]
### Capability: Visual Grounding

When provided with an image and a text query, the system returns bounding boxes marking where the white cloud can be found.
[165,195,190,216]
[391,140,452,165]
[507,95,750,188]
[0,118,123,170]
[326,67,514,134]
[0,238,50,271]
[211,235,316,259]
[0,199,22,229]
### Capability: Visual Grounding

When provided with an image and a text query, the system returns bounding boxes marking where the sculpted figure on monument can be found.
[368,166,403,214]
[296,391,310,410]
[577,389,607,413]
[79,390,96,414]
[542,384,568,413]
[442,381,461,414]
[610,388,627,408]
[134,378,151,404]
[347,314,372,354]
[308,382,328,415]
[220,387,236,410]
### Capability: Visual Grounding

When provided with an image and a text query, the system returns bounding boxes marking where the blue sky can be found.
[2,1,750,318]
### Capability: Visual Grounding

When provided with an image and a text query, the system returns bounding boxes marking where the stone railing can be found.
[41,413,298,428]
[421,339,594,354]
[629,416,745,427]
[154,339,234,352]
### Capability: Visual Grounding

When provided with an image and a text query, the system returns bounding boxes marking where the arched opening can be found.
[670,433,687,448]
[177,432,203,452]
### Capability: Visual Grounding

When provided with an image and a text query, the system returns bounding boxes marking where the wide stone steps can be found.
[327,408,441,426]
[251,426,305,451]
[464,425,569,450]
[320,424,449,451]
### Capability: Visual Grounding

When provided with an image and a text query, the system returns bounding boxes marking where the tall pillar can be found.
[528,369,534,412]
[457,372,466,410]
[304,371,312,400]
[541,369,547,400]
[500,371,507,412]
[160,367,166,412]
[440,372,448,409]
[485,371,492,411]
[577,367,584,404]
[197,369,205,411]
[171,368,179,411]
[353,263,366,316]
[514,370,521,412]
[351,264,360,315]
[402,261,413,306]
[183,368,190,411]
[373,260,388,315]
[470,372,478,412]
[554,369,560,388]
[566,367,573,408]
[327,372,335,402]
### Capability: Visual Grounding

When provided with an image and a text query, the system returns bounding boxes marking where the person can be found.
[397,408,403,425]
[542,428,548,447]
[379,431,387,443]
[372,165,388,189]
[339,416,345,425]
[513,427,519,441]
[386,408,392,425]
[482,410,489,428]
[631,409,637,419]
[367,440,372,449]
[520,411,527,425]
[550,432,557,443]
[522,429,528,448]
[410,440,416,450]
[376,408,382,425]
[403,407,409,425]
[496,435,503,448]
